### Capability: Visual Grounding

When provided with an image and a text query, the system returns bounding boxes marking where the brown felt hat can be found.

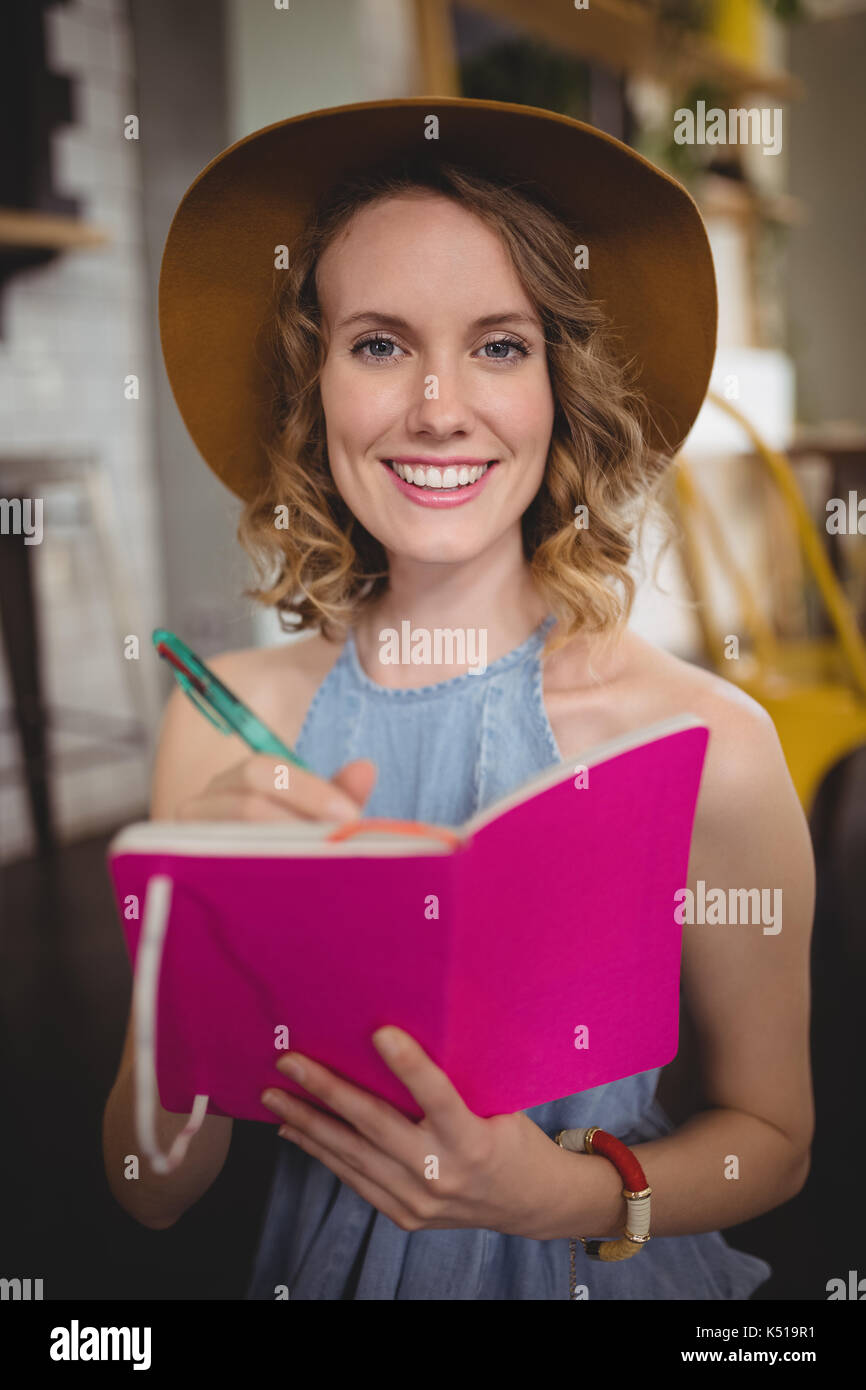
[159,97,717,502]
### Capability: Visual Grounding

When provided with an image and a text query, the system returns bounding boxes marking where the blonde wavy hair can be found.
[238,158,670,656]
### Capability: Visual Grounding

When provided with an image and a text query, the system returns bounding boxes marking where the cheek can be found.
[320,360,395,455]
[492,373,555,458]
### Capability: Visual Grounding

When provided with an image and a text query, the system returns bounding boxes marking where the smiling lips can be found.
[380,455,499,507]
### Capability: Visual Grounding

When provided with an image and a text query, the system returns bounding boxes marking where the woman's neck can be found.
[351,536,551,685]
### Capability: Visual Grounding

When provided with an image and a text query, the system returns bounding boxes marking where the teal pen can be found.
[152,627,311,770]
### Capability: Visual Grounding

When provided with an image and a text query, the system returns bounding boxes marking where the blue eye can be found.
[351,335,403,362]
[349,332,530,363]
[480,336,529,361]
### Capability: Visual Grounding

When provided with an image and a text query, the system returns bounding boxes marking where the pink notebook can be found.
[107,716,707,1153]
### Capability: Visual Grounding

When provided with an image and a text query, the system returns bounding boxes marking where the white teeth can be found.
[390,461,491,488]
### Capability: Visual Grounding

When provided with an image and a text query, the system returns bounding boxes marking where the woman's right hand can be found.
[175,755,378,824]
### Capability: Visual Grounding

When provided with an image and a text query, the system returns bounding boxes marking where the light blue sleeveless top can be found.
[246,614,772,1300]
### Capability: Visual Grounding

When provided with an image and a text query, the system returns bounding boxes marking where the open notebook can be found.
[107,715,708,1171]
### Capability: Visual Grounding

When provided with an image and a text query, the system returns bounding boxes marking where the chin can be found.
[384,537,488,565]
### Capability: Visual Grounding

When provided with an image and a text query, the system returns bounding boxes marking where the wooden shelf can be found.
[460,0,802,101]
[0,207,111,251]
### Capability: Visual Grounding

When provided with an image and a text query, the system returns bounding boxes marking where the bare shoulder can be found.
[206,628,344,722]
[622,635,801,822]
[627,635,782,772]
[150,628,344,817]
[550,624,809,856]
[551,627,782,786]
[619,634,813,885]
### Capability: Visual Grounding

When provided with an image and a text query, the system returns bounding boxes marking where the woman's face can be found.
[316,192,555,567]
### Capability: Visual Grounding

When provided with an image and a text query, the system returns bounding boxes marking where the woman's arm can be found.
[103,1001,234,1230]
[549,690,815,1239]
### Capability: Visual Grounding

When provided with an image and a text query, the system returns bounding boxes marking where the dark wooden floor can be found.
[1,752,863,1300]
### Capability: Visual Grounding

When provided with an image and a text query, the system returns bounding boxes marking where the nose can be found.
[403,359,477,441]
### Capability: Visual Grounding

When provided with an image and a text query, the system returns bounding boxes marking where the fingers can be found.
[262,1087,414,1202]
[176,791,311,823]
[274,1119,424,1232]
[273,1052,417,1161]
[371,1029,476,1147]
[272,1030,477,1159]
[332,758,378,808]
[177,754,379,826]
[207,754,366,821]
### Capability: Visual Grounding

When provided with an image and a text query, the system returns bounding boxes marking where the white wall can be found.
[226,0,417,139]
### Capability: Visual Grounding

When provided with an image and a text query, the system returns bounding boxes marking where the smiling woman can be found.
[238,159,662,643]
[104,98,814,1304]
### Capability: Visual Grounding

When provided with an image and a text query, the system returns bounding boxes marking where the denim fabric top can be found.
[246,613,772,1300]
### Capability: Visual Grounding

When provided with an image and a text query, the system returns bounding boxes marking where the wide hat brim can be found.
[159,96,717,502]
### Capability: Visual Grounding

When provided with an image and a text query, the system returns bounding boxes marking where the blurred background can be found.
[1,0,864,1300]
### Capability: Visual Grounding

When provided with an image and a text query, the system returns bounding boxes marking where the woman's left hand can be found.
[261,1026,572,1239]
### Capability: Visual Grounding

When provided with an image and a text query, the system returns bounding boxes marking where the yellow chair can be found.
[675,392,866,814]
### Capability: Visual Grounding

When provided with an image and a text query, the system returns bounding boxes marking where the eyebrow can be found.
[335,310,541,332]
